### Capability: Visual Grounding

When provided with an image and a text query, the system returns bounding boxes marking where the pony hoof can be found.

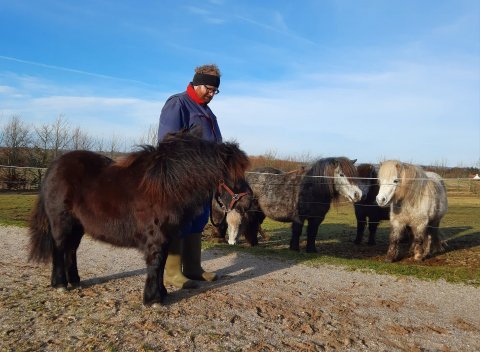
[55,286,68,292]
[353,240,361,245]
[306,248,318,253]
[144,298,165,307]
[367,241,376,246]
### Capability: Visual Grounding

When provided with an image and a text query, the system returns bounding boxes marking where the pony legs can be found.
[64,222,84,287]
[412,219,444,261]
[367,219,380,246]
[290,217,323,252]
[354,218,378,246]
[51,243,68,289]
[427,219,444,255]
[50,215,83,289]
[410,223,429,261]
[244,210,264,246]
[354,216,367,245]
[290,220,304,251]
[386,223,406,262]
[306,217,323,253]
[143,243,169,306]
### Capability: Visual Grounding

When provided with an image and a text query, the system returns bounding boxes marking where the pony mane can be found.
[306,157,358,198]
[116,145,156,168]
[380,160,437,204]
[117,130,249,206]
[115,126,206,170]
[356,163,377,179]
[356,163,378,196]
[398,161,430,203]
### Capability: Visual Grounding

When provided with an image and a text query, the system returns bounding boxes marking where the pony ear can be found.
[350,159,357,165]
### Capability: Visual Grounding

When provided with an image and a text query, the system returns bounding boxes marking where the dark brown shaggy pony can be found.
[28,129,250,306]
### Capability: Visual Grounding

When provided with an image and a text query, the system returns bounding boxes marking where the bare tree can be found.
[105,134,128,159]
[51,114,70,159]
[137,124,158,146]
[71,126,96,151]
[95,138,104,153]
[0,115,33,189]
[33,123,54,166]
[0,115,32,165]
[31,115,73,166]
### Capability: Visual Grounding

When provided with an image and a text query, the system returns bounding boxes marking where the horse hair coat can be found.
[28,128,250,306]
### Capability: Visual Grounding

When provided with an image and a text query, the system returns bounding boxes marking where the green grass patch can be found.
[0,192,37,226]
[2,192,479,286]
[205,196,480,286]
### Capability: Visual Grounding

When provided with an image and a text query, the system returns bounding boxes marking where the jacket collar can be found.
[186,83,205,105]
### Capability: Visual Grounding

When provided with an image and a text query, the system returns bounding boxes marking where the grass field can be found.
[1,191,479,286]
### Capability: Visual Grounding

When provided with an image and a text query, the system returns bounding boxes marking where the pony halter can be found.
[217,180,250,212]
[210,180,250,228]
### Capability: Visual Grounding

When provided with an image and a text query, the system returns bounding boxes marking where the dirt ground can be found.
[1,225,479,352]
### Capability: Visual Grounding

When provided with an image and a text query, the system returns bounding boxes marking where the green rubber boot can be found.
[182,232,218,282]
[164,236,198,289]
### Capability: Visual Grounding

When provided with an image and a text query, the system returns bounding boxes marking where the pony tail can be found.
[28,194,53,263]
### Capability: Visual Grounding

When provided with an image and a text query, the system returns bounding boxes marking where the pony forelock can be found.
[307,157,359,198]
[380,160,432,204]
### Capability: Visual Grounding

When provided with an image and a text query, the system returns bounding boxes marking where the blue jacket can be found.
[157,89,222,143]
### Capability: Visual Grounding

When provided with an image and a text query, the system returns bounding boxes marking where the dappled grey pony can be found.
[245,158,362,252]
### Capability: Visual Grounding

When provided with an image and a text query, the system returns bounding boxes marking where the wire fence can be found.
[1,166,479,197]
[0,165,47,191]
[241,172,479,230]
[1,166,477,233]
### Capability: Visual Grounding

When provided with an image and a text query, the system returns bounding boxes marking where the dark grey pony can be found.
[353,163,390,245]
[245,158,362,252]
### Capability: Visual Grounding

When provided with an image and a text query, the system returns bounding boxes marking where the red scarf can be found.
[186,84,205,104]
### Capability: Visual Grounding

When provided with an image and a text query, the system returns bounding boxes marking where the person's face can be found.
[194,85,219,104]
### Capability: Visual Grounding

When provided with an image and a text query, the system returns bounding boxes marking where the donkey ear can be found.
[350,159,357,165]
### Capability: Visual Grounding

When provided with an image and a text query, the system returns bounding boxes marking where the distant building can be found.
[473,174,480,180]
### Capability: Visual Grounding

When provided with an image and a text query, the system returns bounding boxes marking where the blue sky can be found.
[0,0,479,167]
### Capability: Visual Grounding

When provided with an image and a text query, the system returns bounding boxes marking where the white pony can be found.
[376,160,448,262]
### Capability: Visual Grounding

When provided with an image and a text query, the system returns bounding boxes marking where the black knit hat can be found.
[192,73,220,87]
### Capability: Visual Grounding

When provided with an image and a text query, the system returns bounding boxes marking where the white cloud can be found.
[1,57,478,167]
[214,61,479,166]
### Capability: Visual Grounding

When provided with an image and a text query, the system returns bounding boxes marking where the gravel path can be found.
[1,225,479,351]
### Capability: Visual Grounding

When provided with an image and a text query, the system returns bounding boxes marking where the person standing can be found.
[157,64,222,289]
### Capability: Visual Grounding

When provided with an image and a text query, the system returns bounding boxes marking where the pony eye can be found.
[339,172,345,177]
[393,179,400,184]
